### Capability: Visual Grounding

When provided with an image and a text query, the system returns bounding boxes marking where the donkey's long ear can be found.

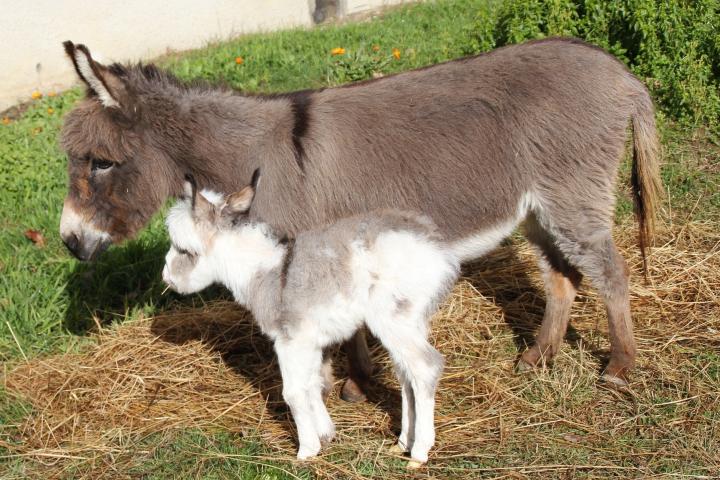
[222,186,255,218]
[63,41,132,111]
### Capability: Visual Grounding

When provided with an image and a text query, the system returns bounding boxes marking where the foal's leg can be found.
[397,380,416,452]
[320,349,335,401]
[308,357,336,445]
[368,314,444,467]
[341,329,373,402]
[388,376,416,454]
[275,339,324,459]
[519,215,582,369]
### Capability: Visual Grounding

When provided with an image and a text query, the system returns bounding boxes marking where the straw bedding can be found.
[3,220,718,478]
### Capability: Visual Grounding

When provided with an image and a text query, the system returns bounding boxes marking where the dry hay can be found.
[2,220,719,479]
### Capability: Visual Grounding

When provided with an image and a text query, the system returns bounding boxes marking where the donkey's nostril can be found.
[63,232,80,254]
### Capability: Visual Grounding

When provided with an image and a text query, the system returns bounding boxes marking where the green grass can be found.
[1,0,719,478]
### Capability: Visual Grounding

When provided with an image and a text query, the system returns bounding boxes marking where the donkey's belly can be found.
[449,191,537,263]
[450,220,518,262]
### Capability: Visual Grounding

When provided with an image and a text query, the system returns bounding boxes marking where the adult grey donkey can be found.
[58,37,662,395]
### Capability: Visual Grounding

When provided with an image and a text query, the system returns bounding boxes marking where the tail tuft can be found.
[630,89,663,278]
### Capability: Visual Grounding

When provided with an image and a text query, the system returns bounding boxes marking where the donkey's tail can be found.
[630,85,663,277]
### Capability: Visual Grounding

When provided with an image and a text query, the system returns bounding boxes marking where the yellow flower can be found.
[47,108,55,115]
[1,117,10,126]
[235,56,244,65]
[31,90,42,100]
[47,91,57,97]
[372,44,380,52]
[330,47,346,56]
[392,48,401,60]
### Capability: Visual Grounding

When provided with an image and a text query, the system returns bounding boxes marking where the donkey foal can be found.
[162,179,459,466]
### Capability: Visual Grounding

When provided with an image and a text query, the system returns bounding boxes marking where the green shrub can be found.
[468,0,720,129]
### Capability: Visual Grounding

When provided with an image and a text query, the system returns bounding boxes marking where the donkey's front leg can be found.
[275,340,323,459]
[341,329,373,402]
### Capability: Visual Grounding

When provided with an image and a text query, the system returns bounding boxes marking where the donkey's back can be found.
[300,38,654,247]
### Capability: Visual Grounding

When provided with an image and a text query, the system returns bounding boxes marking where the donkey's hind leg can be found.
[542,223,636,385]
[518,214,582,370]
[584,238,635,385]
[340,329,373,403]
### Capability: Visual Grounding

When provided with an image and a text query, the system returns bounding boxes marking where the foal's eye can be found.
[176,247,195,258]
[91,158,114,171]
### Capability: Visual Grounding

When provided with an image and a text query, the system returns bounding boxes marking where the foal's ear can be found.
[63,41,134,115]
[222,186,255,217]
[183,174,198,206]
[193,193,217,224]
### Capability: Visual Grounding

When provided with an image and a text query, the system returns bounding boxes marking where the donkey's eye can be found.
[91,159,114,171]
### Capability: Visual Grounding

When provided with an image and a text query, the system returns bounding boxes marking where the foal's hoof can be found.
[296,447,320,461]
[340,378,367,403]
[318,428,336,446]
[388,443,408,454]
[406,460,425,470]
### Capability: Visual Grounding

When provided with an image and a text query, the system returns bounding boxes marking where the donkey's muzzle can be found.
[62,231,110,261]
[60,201,112,262]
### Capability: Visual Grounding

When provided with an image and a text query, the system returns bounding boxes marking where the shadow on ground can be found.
[62,236,233,334]
[461,241,602,368]
[149,307,402,439]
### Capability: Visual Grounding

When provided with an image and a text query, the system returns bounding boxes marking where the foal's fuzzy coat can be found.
[162,181,459,465]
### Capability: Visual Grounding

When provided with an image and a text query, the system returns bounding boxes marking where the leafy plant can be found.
[325,47,392,85]
[467,0,720,130]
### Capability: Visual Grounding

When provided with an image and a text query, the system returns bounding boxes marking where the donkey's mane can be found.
[106,61,232,95]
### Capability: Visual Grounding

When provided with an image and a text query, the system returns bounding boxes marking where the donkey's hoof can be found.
[600,372,629,389]
[406,460,425,470]
[389,443,408,454]
[516,359,535,373]
[340,378,367,403]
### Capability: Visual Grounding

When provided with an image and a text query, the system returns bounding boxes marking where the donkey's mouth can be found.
[62,233,111,262]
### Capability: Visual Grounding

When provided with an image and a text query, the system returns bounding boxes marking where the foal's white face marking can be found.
[162,190,223,294]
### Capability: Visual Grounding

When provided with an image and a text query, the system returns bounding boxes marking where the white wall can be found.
[339,0,407,16]
[0,0,411,112]
[0,0,317,111]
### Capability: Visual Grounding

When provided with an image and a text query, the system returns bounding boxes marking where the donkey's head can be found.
[162,176,259,295]
[59,41,181,260]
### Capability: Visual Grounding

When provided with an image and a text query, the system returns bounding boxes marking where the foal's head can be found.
[162,178,258,294]
[59,42,187,260]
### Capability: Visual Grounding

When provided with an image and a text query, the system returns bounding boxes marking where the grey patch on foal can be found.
[394,297,412,315]
[171,252,197,278]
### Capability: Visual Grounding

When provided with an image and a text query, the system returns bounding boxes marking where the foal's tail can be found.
[630,86,663,277]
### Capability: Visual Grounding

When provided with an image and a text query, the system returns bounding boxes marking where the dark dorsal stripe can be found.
[280,237,296,289]
[287,90,312,172]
